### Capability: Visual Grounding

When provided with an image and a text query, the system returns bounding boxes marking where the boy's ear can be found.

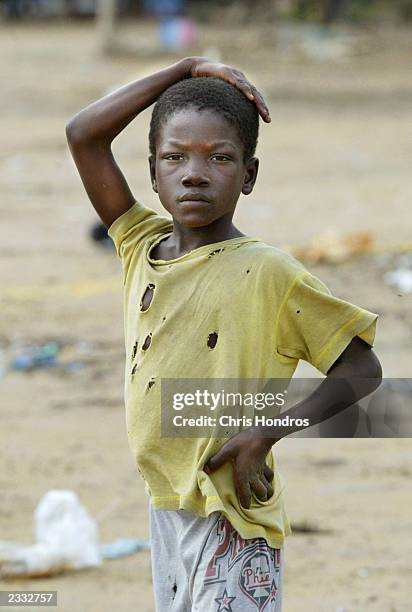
[148,155,158,193]
[242,157,259,196]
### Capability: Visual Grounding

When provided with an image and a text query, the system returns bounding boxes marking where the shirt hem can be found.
[150,494,290,549]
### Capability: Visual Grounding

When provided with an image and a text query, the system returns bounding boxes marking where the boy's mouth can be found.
[178,193,211,203]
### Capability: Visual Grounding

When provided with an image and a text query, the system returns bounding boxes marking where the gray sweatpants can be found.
[149,502,284,611]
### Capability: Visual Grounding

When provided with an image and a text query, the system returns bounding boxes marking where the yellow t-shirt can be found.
[108,201,378,549]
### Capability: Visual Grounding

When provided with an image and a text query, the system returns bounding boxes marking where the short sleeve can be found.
[275,271,379,375]
[107,201,172,282]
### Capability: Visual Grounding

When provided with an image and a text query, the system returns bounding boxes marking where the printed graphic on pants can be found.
[204,517,281,611]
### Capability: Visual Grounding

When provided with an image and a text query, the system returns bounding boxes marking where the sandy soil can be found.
[0,19,411,612]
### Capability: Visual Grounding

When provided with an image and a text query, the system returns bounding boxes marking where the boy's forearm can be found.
[66,57,193,144]
[261,348,382,447]
[263,374,379,445]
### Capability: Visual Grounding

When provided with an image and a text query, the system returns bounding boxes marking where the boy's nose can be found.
[181,164,210,187]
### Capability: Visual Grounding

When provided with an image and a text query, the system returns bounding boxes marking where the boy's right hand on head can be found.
[185,57,271,124]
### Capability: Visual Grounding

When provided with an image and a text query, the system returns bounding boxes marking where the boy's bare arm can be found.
[261,336,383,439]
[65,58,193,228]
[66,58,270,228]
[204,337,383,508]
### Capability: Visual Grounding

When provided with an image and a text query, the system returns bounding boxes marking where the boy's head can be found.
[148,77,260,228]
[149,77,259,163]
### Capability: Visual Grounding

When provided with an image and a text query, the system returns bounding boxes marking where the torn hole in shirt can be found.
[140,283,155,312]
[207,248,225,259]
[207,332,218,349]
[142,333,152,351]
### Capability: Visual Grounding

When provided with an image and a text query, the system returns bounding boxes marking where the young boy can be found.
[66,57,382,611]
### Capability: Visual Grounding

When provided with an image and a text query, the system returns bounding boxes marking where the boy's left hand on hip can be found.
[203,428,277,509]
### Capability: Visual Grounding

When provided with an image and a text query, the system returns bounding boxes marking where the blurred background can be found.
[0,1,411,610]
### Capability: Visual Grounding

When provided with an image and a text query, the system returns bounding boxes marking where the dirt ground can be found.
[0,18,411,612]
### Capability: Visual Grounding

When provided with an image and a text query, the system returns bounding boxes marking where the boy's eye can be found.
[163,153,184,161]
[211,154,231,162]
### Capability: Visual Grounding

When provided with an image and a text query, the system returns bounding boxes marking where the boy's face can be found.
[149,108,258,228]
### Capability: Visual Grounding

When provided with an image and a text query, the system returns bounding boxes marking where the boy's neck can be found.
[154,219,245,260]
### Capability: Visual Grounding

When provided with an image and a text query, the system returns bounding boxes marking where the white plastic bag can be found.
[0,490,101,577]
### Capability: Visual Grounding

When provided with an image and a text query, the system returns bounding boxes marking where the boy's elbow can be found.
[353,349,382,395]
[365,352,382,390]
[328,337,383,394]
[66,110,97,145]
[357,339,381,378]
[66,115,107,149]
[66,117,84,145]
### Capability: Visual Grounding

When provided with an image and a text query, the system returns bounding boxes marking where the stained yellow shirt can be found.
[108,201,378,548]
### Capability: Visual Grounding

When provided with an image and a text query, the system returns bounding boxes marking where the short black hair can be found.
[149,77,259,163]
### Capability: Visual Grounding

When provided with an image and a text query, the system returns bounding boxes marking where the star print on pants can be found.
[268,578,278,602]
[214,587,236,611]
